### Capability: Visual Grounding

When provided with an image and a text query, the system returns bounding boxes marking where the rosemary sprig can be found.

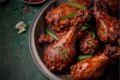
[61,12,77,20]
[57,46,69,61]
[86,40,96,46]
[65,1,86,10]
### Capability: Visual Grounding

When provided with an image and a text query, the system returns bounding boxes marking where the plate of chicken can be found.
[30,0,120,80]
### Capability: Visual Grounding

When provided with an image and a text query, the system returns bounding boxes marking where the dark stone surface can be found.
[0,0,49,80]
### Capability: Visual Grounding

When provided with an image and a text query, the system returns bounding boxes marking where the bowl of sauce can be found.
[20,0,47,4]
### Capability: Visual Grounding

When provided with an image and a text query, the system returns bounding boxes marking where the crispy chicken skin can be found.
[94,11,119,43]
[46,0,93,32]
[70,44,120,80]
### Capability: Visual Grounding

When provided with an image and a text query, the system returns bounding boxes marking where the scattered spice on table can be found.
[21,5,34,15]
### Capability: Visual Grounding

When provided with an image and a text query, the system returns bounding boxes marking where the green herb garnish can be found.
[77,55,92,61]
[46,29,59,40]
[65,1,86,10]
[86,40,96,46]
[57,46,69,61]
[85,23,96,38]
[81,26,88,31]
[63,46,69,59]
[62,12,77,20]
[91,31,96,39]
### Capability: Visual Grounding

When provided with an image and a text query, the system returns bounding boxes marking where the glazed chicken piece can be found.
[71,44,120,80]
[46,0,93,32]
[44,22,79,72]
[79,30,99,54]
[38,34,55,44]
[94,0,119,16]
[93,0,108,12]
[94,11,119,43]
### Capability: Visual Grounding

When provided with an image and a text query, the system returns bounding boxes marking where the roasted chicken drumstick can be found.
[46,0,93,32]
[44,22,79,72]
[94,11,119,43]
[71,44,120,80]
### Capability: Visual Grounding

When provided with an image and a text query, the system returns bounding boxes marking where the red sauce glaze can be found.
[23,0,42,2]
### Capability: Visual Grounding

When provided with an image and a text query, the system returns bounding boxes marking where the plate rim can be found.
[20,0,46,4]
[29,0,62,80]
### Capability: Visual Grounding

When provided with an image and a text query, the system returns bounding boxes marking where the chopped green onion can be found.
[46,29,59,40]
[65,1,86,10]
[91,31,96,39]
[62,12,77,20]
[81,26,88,31]
[86,40,96,46]
[77,55,92,61]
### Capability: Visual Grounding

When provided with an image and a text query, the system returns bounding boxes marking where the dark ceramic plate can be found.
[29,0,71,80]
[20,0,46,4]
